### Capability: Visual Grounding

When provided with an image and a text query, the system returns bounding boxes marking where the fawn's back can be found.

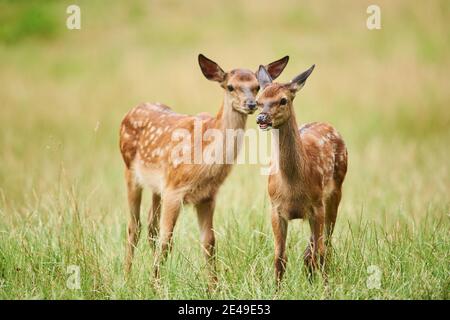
[297,122,347,193]
[119,102,233,203]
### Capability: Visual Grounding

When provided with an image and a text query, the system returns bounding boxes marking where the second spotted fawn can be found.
[119,54,289,283]
[255,64,348,284]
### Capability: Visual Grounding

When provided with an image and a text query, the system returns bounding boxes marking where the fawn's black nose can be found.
[256,113,269,124]
[246,101,257,110]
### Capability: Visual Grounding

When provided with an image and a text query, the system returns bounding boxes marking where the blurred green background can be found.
[0,0,448,299]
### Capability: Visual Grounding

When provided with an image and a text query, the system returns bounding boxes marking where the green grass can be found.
[0,0,449,299]
[0,184,448,299]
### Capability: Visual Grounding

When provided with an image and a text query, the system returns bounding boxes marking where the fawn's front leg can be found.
[271,209,288,286]
[304,204,326,275]
[153,190,181,279]
[195,198,217,287]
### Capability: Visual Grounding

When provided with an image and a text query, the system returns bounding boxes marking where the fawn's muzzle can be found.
[245,100,257,112]
[256,113,272,130]
[247,102,257,110]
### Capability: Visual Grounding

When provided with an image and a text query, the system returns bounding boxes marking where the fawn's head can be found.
[198,54,289,115]
[255,64,315,129]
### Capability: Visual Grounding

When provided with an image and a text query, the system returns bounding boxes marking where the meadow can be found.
[0,0,448,299]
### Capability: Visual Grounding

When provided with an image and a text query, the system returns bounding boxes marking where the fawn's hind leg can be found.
[148,193,161,249]
[325,189,341,249]
[124,168,143,274]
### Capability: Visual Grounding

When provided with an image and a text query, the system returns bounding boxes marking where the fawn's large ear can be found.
[288,64,315,92]
[198,54,227,83]
[257,65,273,89]
[264,56,289,80]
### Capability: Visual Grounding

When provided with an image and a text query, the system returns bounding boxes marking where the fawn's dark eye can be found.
[280,98,287,105]
[227,85,234,92]
[255,85,260,92]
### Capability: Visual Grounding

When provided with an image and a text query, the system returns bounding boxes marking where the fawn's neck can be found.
[214,94,247,131]
[273,112,305,181]
[201,95,247,164]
